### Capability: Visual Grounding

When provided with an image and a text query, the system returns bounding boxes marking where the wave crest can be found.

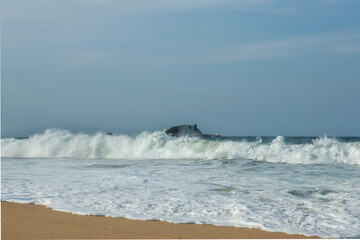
[2,129,360,165]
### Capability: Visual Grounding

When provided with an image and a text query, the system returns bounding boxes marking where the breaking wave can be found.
[2,129,360,165]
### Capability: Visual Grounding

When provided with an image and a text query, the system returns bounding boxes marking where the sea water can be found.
[1,129,360,238]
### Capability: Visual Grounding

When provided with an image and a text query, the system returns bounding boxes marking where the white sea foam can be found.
[2,129,360,238]
[2,129,360,165]
[2,155,360,238]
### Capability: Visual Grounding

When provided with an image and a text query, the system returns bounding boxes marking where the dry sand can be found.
[1,201,317,239]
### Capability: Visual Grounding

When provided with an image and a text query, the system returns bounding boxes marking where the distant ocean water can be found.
[2,129,360,238]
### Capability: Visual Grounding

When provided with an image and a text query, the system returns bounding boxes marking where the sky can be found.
[2,0,360,137]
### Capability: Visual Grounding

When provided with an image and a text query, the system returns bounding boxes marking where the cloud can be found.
[55,50,110,71]
[6,29,359,71]
[74,0,358,15]
[74,0,277,11]
[215,30,360,61]
[3,0,360,71]
[136,29,360,65]
[331,43,360,55]
[3,0,294,24]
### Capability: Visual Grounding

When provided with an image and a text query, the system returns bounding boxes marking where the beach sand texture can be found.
[1,201,316,239]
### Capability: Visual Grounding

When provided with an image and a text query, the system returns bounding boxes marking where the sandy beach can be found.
[1,201,316,239]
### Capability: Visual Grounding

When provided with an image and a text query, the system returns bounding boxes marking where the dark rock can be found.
[165,124,202,137]
[165,124,222,138]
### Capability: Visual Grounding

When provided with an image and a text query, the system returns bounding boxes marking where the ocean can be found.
[1,129,360,238]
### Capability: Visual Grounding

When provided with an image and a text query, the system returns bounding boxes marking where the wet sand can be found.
[1,201,317,239]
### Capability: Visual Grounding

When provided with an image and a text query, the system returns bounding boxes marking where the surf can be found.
[2,129,360,165]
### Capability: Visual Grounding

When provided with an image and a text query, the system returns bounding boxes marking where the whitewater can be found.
[2,129,360,238]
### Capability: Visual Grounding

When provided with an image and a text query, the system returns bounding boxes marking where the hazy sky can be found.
[2,0,360,137]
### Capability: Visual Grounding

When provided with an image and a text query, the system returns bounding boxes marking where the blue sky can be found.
[2,0,360,137]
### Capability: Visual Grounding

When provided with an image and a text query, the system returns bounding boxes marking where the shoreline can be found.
[1,201,318,239]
